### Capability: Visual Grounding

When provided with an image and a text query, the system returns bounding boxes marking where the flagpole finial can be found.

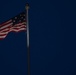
[25,3,30,10]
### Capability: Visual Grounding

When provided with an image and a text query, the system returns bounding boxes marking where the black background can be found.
[0,0,76,75]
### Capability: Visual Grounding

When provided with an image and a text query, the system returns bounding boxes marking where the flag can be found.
[0,12,26,39]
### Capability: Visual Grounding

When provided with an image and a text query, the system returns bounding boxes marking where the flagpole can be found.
[25,3,30,75]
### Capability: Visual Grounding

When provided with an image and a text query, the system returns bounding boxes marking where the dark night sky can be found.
[0,0,76,75]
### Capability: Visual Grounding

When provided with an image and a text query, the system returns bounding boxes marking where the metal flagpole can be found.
[25,3,30,75]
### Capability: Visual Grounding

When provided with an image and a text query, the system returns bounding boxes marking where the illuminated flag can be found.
[0,12,26,39]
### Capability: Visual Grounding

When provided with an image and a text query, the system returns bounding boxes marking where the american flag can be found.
[0,12,26,39]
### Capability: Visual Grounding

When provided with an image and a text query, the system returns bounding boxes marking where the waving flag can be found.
[0,12,26,39]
